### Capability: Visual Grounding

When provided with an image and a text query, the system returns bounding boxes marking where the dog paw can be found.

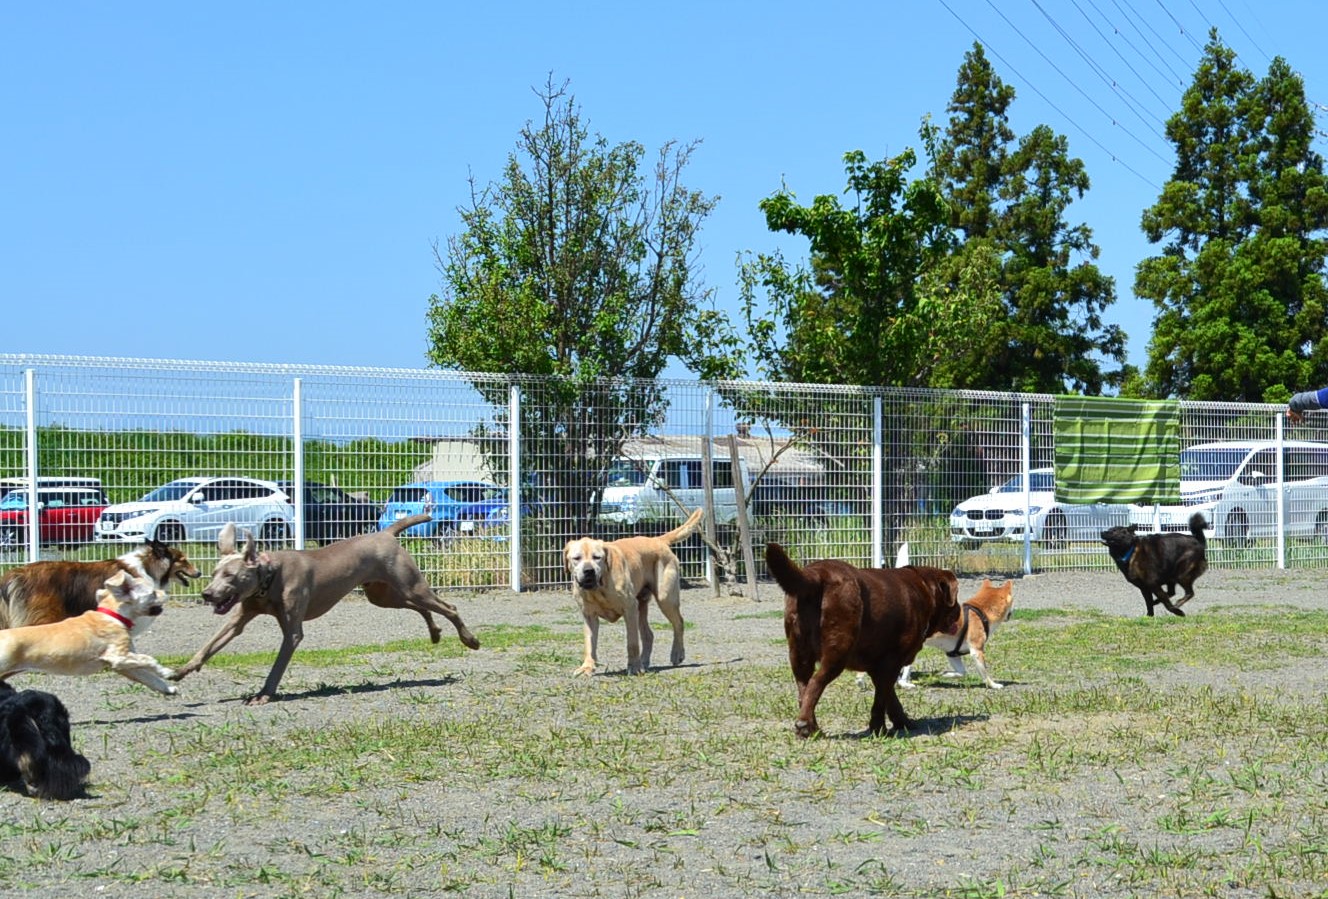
[794,719,817,739]
[243,693,273,706]
[572,664,595,677]
[164,685,178,696]
[987,682,1004,690]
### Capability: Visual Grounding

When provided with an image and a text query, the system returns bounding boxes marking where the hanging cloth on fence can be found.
[1052,396,1181,504]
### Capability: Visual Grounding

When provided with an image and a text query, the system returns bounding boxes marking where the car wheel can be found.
[155,521,185,544]
[1225,509,1251,547]
[1042,510,1068,549]
[0,527,21,550]
[261,520,290,544]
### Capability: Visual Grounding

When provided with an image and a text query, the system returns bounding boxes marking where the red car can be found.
[0,486,110,548]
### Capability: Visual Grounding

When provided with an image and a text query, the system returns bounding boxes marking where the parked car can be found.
[0,486,110,548]
[377,480,510,537]
[949,467,1133,548]
[597,454,751,526]
[1132,440,1328,542]
[276,480,381,543]
[95,476,295,544]
[0,476,103,502]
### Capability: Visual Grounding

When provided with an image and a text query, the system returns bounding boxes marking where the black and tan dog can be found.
[1100,513,1208,617]
[767,543,961,737]
[0,681,90,800]
[0,539,200,629]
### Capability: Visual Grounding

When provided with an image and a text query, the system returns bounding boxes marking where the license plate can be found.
[100,521,114,532]
[460,521,474,532]
[394,511,407,519]
[973,521,993,533]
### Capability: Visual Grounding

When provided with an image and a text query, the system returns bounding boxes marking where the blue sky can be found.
[6,1,1325,383]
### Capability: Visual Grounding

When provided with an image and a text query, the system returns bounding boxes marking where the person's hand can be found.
[1288,407,1304,425]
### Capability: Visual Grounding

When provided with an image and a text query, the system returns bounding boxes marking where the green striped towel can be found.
[1053,396,1181,504]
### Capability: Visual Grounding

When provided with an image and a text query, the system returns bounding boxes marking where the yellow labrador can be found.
[0,570,177,695]
[562,508,703,675]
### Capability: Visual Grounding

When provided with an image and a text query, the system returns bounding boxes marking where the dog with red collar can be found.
[0,570,177,695]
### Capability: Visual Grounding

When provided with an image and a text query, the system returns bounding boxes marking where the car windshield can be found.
[995,471,1053,493]
[1180,448,1250,481]
[606,461,648,487]
[388,487,430,504]
[0,492,29,510]
[140,482,198,503]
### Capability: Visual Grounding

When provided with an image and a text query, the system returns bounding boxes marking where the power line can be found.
[933,0,1161,190]
[983,0,1171,164]
[1072,0,1178,116]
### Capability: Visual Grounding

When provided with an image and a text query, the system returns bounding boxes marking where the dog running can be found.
[173,514,480,704]
[1100,513,1208,617]
[0,570,178,695]
[0,681,90,800]
[0,539,200,629]
[767,542,961,737]
[898,578,1014,690]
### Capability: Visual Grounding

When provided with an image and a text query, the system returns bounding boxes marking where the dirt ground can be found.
[2,565,1326,897]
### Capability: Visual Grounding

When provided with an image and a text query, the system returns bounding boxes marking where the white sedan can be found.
[949,468,1133,548]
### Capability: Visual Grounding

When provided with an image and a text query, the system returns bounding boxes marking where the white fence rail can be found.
[0,354,1321,596]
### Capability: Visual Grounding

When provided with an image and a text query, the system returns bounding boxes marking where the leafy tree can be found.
[426,78,740,531]
[1136,32,1328,401]
[738,144,999,388]
[931,43,1125,394]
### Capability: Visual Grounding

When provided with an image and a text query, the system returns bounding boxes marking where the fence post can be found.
[1275,409,1285,569]
[702,386,719,596]
[872,395,883,568]
[24,369,38,563]
[292,378,305,549]
[509,383,522,592]
[1022,402,1032,577]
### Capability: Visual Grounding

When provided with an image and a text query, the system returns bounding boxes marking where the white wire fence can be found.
[1,354,1322,597]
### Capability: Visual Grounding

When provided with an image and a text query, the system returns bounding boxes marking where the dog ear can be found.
[1127,524,1138,534]
[218,522,237,555]
[562,541,574,573]
[940,572,960,608]
[242,530,258,563]
[104,570,128,589]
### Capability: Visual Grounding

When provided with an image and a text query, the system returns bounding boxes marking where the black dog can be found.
[1100,513,1208,617]
[0,682,90,800]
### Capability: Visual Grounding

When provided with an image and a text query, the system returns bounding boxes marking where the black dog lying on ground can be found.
[0,682,90,800]
[1100,513,1208,617]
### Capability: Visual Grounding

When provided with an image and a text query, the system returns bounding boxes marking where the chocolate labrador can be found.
[766,543,961,737]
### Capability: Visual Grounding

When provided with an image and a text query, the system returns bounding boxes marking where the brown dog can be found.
[172,513,480,704]
[1100,513,1207,617]
[0,540,200,629]
[767,543,961,737]
[562,508,703,675]
[0,571,177,694]
[899,578,1014,690]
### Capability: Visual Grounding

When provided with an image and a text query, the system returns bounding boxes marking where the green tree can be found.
[738,144,999,388]
[1136,32,1328,401]
[932,43,1125,394]
[426,78,740,530]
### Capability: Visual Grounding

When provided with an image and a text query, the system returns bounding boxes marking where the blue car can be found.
[377,480,509,537]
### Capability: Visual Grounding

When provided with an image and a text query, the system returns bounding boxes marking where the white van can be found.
[598,454,750,526]
[1132,440,1328,540]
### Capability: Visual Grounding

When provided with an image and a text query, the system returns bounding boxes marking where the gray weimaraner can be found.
[172,513,480,704]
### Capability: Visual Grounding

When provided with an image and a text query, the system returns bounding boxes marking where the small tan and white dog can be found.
[0,570,177,695]
[898,578,1014,690]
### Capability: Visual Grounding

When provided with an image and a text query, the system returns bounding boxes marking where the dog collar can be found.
[1120,546,1134,563]
[96,607,134,630]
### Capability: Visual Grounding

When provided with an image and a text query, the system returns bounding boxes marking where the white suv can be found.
[95,476,295,544]
[1131,440,1328,541]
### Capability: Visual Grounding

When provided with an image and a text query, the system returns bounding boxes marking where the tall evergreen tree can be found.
[1136,32,1328,401]
[932,43,1124,394]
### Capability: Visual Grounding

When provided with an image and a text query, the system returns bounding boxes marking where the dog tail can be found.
[384,512,433,537]
[765,542,822,603]
[658,507,705,545]
[1188,512,1208,546]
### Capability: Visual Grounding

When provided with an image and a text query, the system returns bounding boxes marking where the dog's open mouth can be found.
[208,596,241,616]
